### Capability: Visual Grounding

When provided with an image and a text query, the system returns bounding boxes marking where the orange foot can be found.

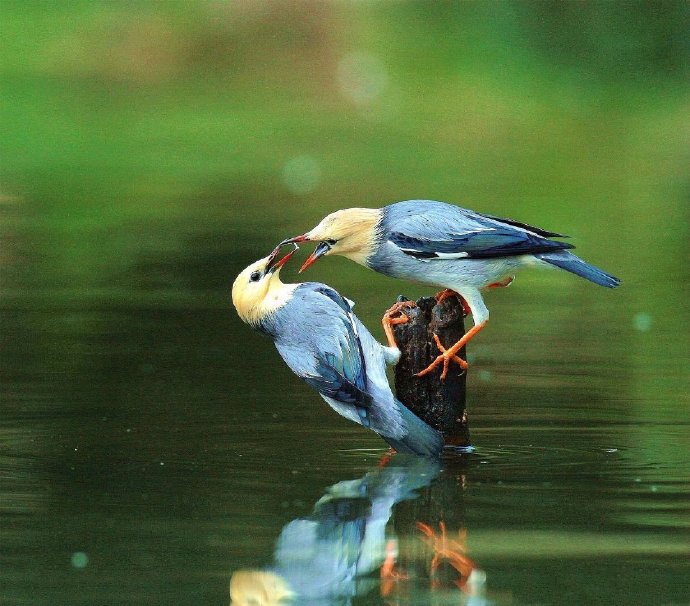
[382,300,416,349]
[435,289,471,316]
[416,521,476,589]
[380,539,408,597]
[416,322,486,380]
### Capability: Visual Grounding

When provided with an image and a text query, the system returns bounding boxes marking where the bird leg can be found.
[416,322,487,380]
[380,539,408,597]
[382,300,416,349]
[435,289,471,316]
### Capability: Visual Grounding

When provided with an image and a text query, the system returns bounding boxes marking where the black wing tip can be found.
[479,212,570,239]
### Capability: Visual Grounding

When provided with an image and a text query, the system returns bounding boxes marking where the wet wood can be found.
[392,295,470,448]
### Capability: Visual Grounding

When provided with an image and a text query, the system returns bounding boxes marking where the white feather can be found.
[434,251,469,259]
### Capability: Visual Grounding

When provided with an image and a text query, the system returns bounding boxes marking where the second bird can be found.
[231,246,444,457]
[283,199,620,378]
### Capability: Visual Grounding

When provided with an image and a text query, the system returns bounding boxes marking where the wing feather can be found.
[387,202,573,260]
[275,285,372,424]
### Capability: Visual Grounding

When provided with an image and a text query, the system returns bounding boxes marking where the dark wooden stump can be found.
[392,295,470,448]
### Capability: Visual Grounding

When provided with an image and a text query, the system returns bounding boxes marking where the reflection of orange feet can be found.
[377,449,397,468]
[435,289,471,316]
[416,521,476,589]
[382,300,416,348]
[415,322,486,380]
[380,539,408,597]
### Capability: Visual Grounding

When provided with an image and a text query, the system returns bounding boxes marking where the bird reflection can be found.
[229,456,491,606]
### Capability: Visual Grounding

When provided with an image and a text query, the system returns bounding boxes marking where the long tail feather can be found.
[385,402,444,458]
[536,250,620,288]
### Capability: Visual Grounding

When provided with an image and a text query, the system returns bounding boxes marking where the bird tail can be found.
[385,402,444,458]
[536,250,620,288]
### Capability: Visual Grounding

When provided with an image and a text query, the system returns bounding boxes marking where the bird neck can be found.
[334,208,383,265]
[237,275,297,327]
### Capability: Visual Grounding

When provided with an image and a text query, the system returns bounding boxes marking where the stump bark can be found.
[392,295,470,448]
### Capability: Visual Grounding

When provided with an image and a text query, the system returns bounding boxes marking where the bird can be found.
[279,199,620,379]
[231,245,444,457]
[229,456,441,606]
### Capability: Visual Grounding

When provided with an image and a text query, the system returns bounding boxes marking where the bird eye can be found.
[249,271,261,282]
[326,239,337,246]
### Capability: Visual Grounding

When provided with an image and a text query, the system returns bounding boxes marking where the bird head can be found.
[281,207,381,272]
[229,570,295,606]
[231,245,297,326]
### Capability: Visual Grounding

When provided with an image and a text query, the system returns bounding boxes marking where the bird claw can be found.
[415,322,485,381]
[433,334,469,372]
[415,333,468,380]
[382,300,416,349]
[384,299,416,319]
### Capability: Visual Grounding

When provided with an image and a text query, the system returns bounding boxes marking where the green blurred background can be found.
[2,2,689,605]
[2,0,687,296]
[2,0,687,411]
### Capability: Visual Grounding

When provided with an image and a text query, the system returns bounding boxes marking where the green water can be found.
[1,3,688,605]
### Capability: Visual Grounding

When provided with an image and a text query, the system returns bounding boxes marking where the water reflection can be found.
[229,455,494,606]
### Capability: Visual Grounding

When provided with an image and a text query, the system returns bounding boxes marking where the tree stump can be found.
[392,295,470,449]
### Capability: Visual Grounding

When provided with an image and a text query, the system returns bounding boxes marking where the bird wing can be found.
[275,285,373,425]
[387,203,573,260]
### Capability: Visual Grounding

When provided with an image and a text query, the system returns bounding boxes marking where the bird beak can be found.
[279,234,309,245]
[299,241,330,273]
[266,243,298,274]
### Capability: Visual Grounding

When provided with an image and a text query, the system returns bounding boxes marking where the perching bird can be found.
[281,199,620,379]
[231,246,444,457]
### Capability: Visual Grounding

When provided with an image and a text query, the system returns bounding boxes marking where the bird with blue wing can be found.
[280,199,620,379]
[231,245,444,457]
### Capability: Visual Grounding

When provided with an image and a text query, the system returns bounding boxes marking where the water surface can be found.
[2,283,688,605]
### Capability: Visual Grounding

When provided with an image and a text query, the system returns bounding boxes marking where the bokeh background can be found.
[2,2,689,605]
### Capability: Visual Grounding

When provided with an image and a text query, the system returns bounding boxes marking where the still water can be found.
[2,273,688,605]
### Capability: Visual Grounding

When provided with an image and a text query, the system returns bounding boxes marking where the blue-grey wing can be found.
[275,284,372,420]
[387,200,573,260]
[308,285,368,392]
[303,352,372,410]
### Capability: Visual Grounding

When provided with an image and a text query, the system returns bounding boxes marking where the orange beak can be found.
[272,249,296,272]
[299,241,331,273]
[266,242,298,274]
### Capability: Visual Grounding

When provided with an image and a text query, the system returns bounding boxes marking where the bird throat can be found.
[244,277,297,327]
[334,208,382,265]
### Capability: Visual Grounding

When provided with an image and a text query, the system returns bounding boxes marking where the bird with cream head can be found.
[231,244,443,457]
[281,199,620,379]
